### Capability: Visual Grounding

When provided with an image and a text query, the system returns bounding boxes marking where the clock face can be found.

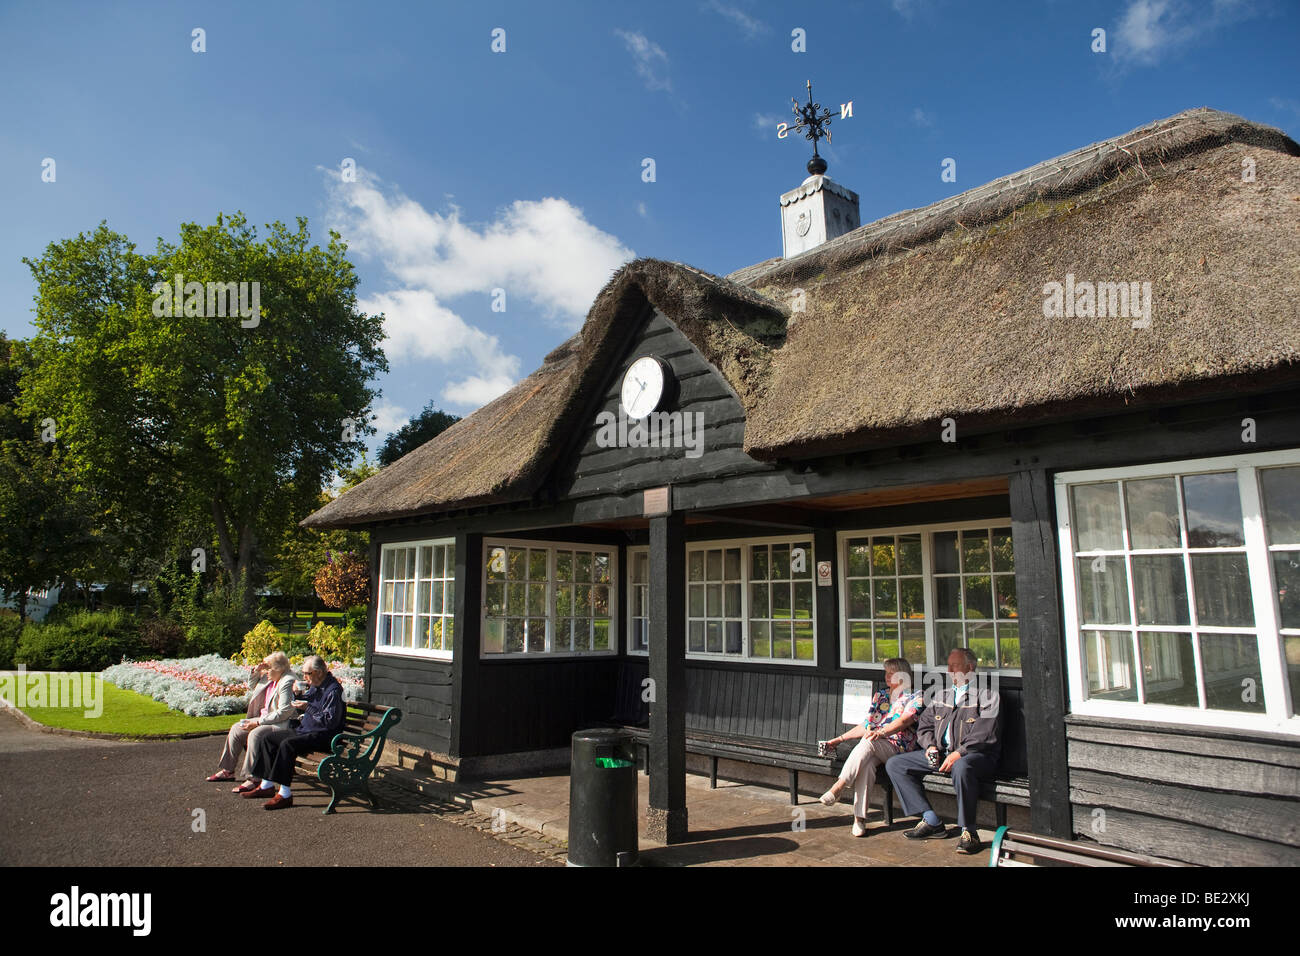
[621,356,666,420]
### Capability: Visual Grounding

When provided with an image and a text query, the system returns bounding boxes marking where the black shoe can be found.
[904,820,950,840]
[955,829,983,854]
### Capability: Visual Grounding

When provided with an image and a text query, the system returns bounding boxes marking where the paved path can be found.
[0,709,560,866]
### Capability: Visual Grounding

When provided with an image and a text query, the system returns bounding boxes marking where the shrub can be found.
[14,608,142,671]
[178,573,260,660]
[234,619,285,666]
[306,621,363,665]
[0,616,22,669]
[137,616,185,660]
[314,552,369,610]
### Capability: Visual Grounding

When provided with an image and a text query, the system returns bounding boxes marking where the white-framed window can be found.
[629,536,817,664]
[1056,450,1300,734]
[376,539,456,659]
[837,520,1020,673]
[482,538,616,658]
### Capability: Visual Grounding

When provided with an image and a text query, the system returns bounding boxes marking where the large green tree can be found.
[377,401,459,467]
[20,214,388,601]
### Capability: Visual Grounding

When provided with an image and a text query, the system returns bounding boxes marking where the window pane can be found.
[1274,553,1300,629]
[593,619,610,651]
[1085,630,1137,701]
[507,547,526,579]
[418,546,433,579]
[750,583,769,619]
[962,530,990,573]
[964,575,993,620]
[593,586,610,618]
[1200,633,1265,713]
[874,622,899,660]
[556,551,572,582]
[997,622,1020,668]
[724,548,742,581]
[900,578,924,619]
[378,615,394,646]
[706,584,722,618]
[771,545,790,580]
[995,575,1017,619]
[444,617,454,652]
[383,548,396,580]
[594,553,611,584]
[506,582,525,615]
[772,582,791,619]
[901,621,926,664]
[1131,555,1189,626]
[846,540,870,577]
[898,534,923,575]
[393,581,408,614]
[725,621,742,655]
[1191,554,1254,627]
[556,585,573,618]
[791,544,813,579]
[793,582,813,620]
[935,622,964,662]
[483,618,504,654]
[1261,466,1300,546]
[750,620,770,658]
[445,581,455,612]
[933,531,959,574]
[688,551,704,582]
[873,578,897,618]
[1076,556,1131,625]
[990,529,1013,573]
[404,549,416,578]
[1182,472,1244,548]
[1139,631,1197,707]
[794,622,814,660]
[575,586,592,616]
[1286,636,1300,717]
[526,549,546,581]
[632,619,646,652]
[382,581,394,613]
[688,585,704,618]
[848,621,871,662]
[688,621,704,652]
[444,545,455,576]
[871,537,896,575]
[632,551,648,583]
[772,622,793,659]
[751,545,770,580]
[706,549,722,581]
[935,577,961,619]
[430,581,444,616]
[576,552,592,581]
[706,622,722,653]
[485,583,504,616]
[724,583,742,617]
[1073,483,1124,552]
[848,580,870,619]
[527,582,547,616]
[506,619,524,653]
[1125,478,1182,550]
[968,621,996,669]
[572,619,591,651]
[486,547,506,580]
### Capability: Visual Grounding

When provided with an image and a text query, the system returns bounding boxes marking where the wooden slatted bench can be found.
[295,701,402,814]
[879,771,1031,829]
[989,826,1189,866]
[620,725,840,804]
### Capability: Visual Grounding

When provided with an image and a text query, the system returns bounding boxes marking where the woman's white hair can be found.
[266,651,291,675]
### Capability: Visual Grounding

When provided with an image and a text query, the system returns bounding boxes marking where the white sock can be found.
[259,779,274,790]
[278,785,291,799]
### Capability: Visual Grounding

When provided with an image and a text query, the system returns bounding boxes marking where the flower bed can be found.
[101,654,364,717]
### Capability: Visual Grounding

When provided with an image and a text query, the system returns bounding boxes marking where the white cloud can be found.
[753,111,786,135]
[614,29,672,92]
[1114,0,1259,65]
[911,107,934,128]
[705,1,769,38]
[367,399,410,439]
[636,201,648,218]
[326,167,634,410]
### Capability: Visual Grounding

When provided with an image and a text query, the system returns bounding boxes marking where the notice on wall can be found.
[841,679,874,725]
[816,560,832,587]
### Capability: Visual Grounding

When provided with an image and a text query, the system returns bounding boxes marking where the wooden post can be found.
[647,511,687,843]
[813,528,839,673]
[450,533,482,758]
[1009,468,1072,838]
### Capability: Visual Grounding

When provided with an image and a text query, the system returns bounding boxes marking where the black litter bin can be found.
[567,728,639,867]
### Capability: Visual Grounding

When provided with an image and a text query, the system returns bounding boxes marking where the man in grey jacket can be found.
[885,647,1001,854]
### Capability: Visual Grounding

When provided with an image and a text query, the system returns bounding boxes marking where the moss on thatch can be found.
[306,108,1300,528]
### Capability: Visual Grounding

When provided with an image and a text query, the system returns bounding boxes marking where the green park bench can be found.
[295,701,402,814]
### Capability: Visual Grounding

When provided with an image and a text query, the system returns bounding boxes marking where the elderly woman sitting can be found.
[206,651,297,792]
[818,657,923,836]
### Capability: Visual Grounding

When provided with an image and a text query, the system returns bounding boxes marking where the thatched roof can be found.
[304,261,787,527]
[306,107,1300,528]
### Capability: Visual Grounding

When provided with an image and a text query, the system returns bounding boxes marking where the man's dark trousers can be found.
[251,728,336,785]
[885,750,998,831]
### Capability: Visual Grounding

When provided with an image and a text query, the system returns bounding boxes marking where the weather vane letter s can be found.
[777,80,849,176]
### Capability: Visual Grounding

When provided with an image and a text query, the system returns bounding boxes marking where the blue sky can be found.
[1,0,1296,454]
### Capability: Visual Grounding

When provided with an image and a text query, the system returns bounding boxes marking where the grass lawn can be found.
[1,678,242,737]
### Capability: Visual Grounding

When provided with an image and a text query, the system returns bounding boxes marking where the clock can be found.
[620,355,676,420]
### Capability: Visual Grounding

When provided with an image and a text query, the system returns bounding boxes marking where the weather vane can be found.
[782,79,837,176]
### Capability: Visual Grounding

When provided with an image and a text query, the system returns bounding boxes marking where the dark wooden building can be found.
[305,108,1300,864]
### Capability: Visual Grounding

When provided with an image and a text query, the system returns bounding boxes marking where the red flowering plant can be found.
[313,550,369,610]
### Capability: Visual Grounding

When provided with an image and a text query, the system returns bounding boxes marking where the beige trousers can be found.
[838,736,902,819]
[218,722,280,779]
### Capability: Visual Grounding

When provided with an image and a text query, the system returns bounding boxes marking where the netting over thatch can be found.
[306,108,1300,527]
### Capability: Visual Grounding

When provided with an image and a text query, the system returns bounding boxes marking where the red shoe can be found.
[263,793,293,810]
[206,770,235,782]
[243,785,274,799]
[234,781,261,794]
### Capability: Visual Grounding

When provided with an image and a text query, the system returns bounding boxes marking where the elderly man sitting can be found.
[245,655,346,810]
[884,647,1001,854]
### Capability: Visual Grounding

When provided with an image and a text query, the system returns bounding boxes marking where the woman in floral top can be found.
[817,657,923,836]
